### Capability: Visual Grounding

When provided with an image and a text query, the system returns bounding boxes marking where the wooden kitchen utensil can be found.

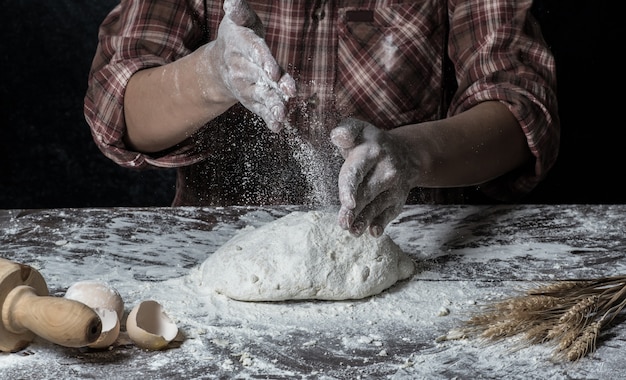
[0,257,102,352]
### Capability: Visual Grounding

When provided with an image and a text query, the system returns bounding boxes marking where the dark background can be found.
[0,0,176,209]
[0,1,620,209]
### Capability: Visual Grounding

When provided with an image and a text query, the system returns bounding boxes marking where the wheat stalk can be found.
[562,320,601,361]
[460,275,626,361]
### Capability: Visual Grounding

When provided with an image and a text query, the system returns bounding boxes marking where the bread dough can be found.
[200,211,415,301]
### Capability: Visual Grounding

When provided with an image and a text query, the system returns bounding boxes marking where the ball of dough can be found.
[200,211,415,301]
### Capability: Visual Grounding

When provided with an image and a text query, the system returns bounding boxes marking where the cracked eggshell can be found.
[89,308,121,349]
[126,300,178,350]
[64,280,125,322]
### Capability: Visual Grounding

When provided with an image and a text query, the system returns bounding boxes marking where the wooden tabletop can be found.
[1,205,624,379]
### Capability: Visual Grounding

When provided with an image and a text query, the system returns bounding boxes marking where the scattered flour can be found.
[1,206,624,379]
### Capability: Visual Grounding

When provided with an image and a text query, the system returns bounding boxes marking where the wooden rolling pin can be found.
[0,258,102,352]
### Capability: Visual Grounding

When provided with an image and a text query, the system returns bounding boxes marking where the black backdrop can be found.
[0,0,176,208]
[0,1,620,209]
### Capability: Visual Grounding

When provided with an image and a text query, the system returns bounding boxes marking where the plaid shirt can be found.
[85,0,559,206]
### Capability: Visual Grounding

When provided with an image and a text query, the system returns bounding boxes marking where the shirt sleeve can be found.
[84,0,208,169]
[447,0,560,200]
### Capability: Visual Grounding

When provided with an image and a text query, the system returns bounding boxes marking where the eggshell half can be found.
[126,300,178,350]
[89,308,120,349]
[64,280,124,321]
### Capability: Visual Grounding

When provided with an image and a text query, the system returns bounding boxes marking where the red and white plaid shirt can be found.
[85,0,559,206]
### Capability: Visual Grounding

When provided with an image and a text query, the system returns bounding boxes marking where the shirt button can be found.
[314,7,325,20]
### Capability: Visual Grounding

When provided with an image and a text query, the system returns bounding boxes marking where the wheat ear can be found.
[460,275,626,361]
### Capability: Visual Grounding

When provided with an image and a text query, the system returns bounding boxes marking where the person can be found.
[85,0,559,237]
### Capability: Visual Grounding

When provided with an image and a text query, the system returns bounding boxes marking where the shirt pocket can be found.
[335,1,446,128]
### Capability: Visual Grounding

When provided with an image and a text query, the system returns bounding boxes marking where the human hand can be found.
[205,0,296,131]
[330,118,415,237]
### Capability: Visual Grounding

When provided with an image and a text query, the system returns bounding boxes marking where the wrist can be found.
[196,42,238,108]
[388,126,428,189]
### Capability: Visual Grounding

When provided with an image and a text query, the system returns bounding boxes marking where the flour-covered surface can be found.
[1,205,625,379]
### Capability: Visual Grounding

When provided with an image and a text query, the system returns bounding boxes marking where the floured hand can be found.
[202,0,296,131]
[331,118,416,237]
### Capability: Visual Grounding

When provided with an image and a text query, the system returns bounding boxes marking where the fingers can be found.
[343,168,392,236]
[337,206,356,232]
[369,204,403,237]
[223,0,264,37]
[337,144,375,211]
[335,121,384,211]
[224,26,278,81]
[333,120,408,238]
[348,190,404,238]
[349,195,386,237]
[330,118,365,150]
[217,2,294,132]
[231,70,294,132]
[335,120,376,227]
[278,73,297,99]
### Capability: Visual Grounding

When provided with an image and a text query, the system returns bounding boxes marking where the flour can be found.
[1,206,623,379]
[199,210,415,301]
[283,127,339,207]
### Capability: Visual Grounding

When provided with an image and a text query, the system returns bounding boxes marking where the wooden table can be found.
[1,205,625,379]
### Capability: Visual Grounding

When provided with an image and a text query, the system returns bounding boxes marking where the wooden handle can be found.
[2,285,102,348]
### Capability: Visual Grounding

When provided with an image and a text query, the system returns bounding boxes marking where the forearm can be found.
[123,45,236,153]
[394,101,532,188]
